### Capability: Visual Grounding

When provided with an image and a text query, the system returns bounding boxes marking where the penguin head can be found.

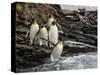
[42,22,49,31]
[48,13,53,19]
[40,25,44,29]
[58,36,64,46]
[40,24,47,30]
[48,13,53,18]
[52,21,56,26]
[32,19,37,24]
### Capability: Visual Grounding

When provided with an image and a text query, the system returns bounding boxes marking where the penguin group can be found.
[29,13,64,63]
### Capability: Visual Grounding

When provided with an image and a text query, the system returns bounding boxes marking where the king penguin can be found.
[49,21,58,47]
[30,19,39,45]
[50,40,64,63]
[39,25,48,46]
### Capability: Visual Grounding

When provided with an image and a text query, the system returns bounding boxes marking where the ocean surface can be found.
[18,52,97,72]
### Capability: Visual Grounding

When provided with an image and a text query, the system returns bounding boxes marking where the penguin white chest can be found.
[30,24,39,44]
[50,43,63,62]
[49,25,58,47]
[39,27,48,46]
[40,27,48,39]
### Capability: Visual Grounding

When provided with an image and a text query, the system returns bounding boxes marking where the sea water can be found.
[32,52,97,71]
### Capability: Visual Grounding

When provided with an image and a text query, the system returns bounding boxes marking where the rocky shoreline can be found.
[15,2,97,72]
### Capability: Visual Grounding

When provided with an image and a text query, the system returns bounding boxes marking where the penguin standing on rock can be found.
[29,19,39,45]
[49,21,58,47]
[39,25,48,46]
[50,39,64,63]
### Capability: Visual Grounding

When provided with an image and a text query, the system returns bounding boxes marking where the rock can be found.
[63,41,97,56]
